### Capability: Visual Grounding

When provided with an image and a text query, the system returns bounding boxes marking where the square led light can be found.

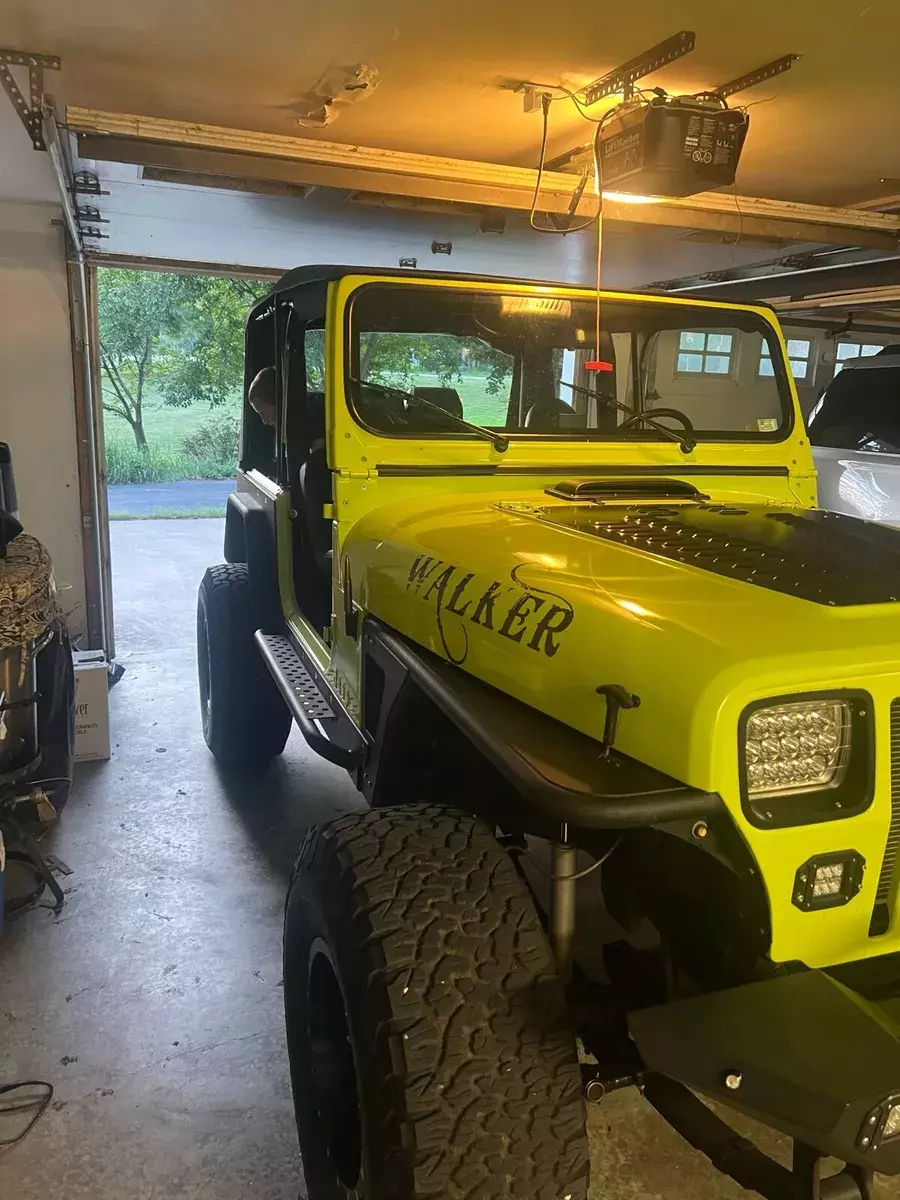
[793,852,864,912]
[884,1104,900,1140]
[812,862,845,898]
[744,699,851,798]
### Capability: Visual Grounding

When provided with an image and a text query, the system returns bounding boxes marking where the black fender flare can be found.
[224,491,284,634]
[359,616,723,839]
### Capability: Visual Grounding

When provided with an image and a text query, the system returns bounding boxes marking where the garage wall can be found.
[783,325,900,416]
[651,329,782,432]
[0,107,87,640]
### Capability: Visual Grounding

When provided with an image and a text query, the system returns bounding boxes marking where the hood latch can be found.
[596,684,641,756]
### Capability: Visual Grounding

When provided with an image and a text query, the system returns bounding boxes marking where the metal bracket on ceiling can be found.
[40,103,111,248]
[580,31,696,106]
[75,205,110,240]
[73,170,109,197]
[710,54,801,102]
[0,48,61,149]
[578,40,798,110]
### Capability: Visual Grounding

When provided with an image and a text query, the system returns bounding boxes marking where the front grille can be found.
[870,699,900,935]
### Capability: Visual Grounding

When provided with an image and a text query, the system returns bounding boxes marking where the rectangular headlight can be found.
[744,699,851,798]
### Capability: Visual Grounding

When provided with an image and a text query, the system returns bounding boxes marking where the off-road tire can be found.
[283,805,589,1200]
[196,563,291,769]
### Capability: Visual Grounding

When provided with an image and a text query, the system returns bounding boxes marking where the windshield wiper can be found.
[558,379,696,455]
[350,377,509,452]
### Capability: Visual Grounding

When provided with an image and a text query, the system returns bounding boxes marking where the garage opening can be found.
[94,264,269,656]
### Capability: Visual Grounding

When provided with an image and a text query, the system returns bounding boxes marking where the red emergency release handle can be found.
[585,361,614,372]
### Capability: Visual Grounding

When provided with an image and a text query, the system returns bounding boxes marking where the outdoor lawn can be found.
[103,381,242,484]
[103,374,508,485]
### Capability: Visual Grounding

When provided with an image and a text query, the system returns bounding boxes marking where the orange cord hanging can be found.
[585,159,609,371]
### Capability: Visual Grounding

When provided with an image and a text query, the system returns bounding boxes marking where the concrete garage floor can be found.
[1,518,896,1199]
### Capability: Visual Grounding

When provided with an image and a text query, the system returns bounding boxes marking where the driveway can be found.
[110,517,226,653]
[107,479,233,515]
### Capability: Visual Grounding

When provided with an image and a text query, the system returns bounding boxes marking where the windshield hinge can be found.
[338,466,375,480]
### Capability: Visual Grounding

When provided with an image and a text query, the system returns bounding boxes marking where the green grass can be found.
[104,438,235,484]
[384,373,510,425]
[104,380,242,439]
[103,381,242,483]
[109,507,224,521]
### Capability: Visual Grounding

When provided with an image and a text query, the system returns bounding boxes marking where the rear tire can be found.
[196,563,291,770]
[284,805,589,1200]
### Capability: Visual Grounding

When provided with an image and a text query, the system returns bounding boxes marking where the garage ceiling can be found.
[2,0,898,204]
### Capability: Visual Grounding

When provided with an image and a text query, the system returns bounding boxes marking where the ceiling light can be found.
[603,192,661,205]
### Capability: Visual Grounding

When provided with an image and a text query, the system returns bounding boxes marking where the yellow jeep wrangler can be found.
[197,266,900,1200]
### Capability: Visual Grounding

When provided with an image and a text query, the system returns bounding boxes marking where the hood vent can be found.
[545,478,708,503]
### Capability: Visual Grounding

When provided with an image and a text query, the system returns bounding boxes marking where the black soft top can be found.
[262,263,769,309]
[269,263,582,297]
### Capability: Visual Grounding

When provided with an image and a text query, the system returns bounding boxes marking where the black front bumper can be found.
[629,969,900,1176]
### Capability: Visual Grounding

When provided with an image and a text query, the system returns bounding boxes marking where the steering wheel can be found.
[618,407,697,439]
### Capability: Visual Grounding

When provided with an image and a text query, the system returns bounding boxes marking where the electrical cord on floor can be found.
[0,1080,54,1150]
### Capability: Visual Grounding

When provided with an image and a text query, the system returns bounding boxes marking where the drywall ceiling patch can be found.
[295,63,380,128]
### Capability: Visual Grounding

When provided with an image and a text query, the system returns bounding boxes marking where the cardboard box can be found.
[73,650,110,762]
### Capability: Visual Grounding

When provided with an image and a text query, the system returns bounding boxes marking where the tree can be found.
[97,269,269,449]
[96,269,184,447]
[156,275,269,410]
[98,268,515,451]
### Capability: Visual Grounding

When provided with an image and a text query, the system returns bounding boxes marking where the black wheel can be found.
[196,563,291,770]
[284,806,589,1200]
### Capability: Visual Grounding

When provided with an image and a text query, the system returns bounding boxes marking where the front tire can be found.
[284,806,589,1200]
[196,563,291,770]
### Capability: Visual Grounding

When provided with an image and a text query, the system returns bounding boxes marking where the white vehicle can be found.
[809,347,900,527]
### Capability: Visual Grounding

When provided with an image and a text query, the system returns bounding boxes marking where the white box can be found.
[73,650,110,762]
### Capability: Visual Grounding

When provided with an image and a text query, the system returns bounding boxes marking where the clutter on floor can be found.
[0,443,75,924]
[73,650,110,763]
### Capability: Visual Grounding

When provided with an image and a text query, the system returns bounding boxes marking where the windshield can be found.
[346,284,792,444]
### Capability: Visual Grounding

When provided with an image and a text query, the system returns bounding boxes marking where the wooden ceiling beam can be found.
[69,107,900,250]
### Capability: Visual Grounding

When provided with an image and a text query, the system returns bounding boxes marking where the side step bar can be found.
[255,632,363,770]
